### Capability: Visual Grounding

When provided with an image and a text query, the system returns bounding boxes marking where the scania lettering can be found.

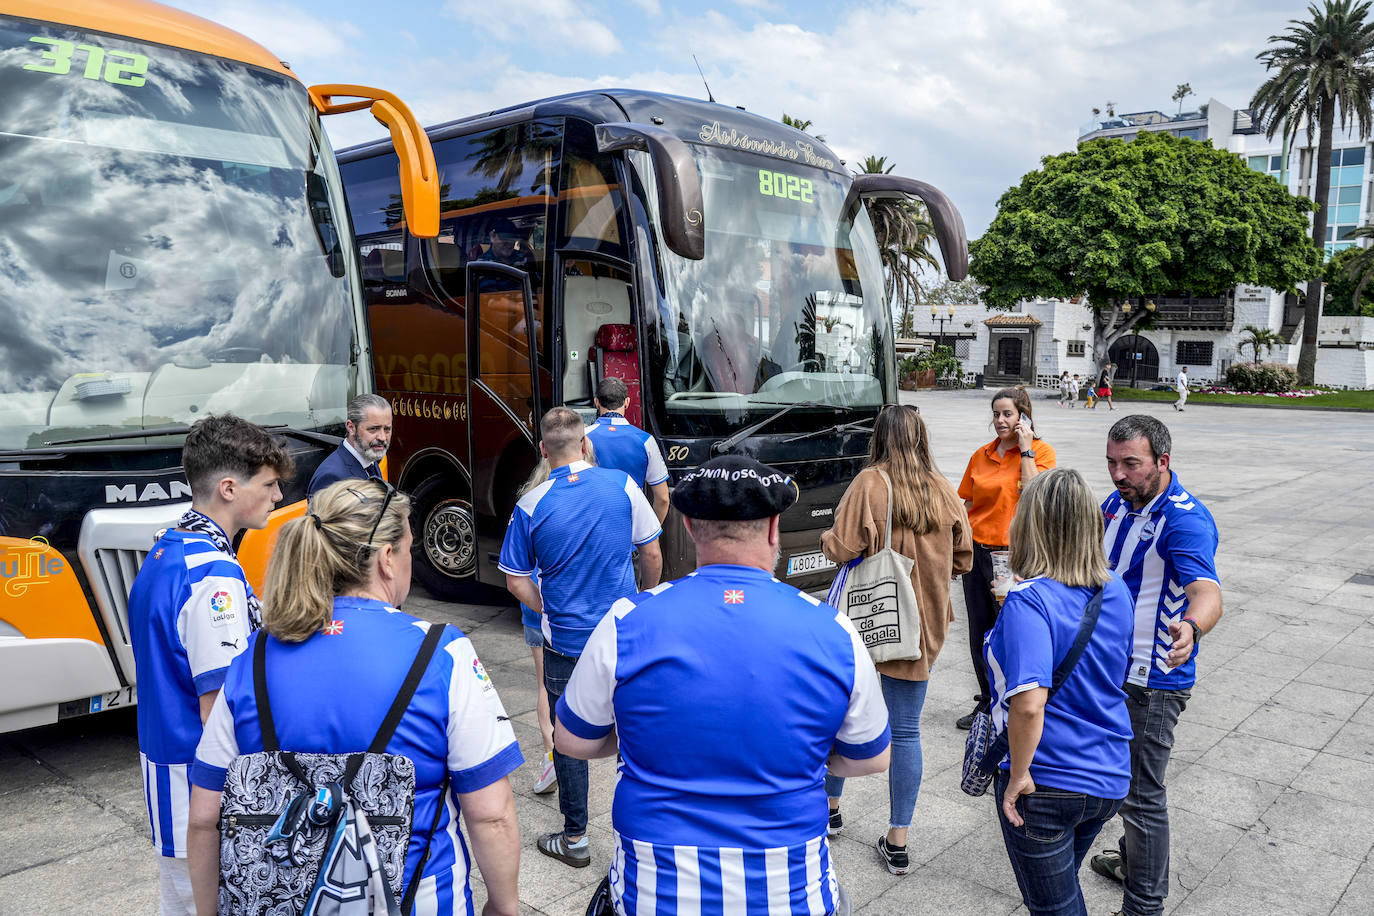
[0,0,439,733]
[338,90,967,599]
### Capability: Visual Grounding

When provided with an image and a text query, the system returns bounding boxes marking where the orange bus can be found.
[339,91,968,600]
[0,0,438,732]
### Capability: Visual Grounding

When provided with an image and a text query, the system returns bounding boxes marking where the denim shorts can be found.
[523,625,543,648]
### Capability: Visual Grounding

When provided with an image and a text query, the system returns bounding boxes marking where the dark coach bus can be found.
[337,89,967,600]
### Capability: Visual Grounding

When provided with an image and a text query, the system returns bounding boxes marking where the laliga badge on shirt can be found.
[209,590,236,628]
[724,589,744,605]
[472,656,495,693]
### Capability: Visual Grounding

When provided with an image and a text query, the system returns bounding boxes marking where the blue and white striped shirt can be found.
[1102,471,1219,689]
[585,414,669,488]
[129,527,255,856]
[559,566,890,916]
[498,460,660,656]
[192,598,522,916]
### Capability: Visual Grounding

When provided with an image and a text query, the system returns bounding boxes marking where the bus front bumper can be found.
[0,638,123,732]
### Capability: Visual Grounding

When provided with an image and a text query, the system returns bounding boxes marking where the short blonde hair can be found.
[262,479,411,642]
[1009,468,1110,588]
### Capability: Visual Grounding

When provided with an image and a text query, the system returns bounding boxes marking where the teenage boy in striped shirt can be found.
[128,415,292,915]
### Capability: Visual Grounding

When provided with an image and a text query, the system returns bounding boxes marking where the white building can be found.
[1019,97,1374,389]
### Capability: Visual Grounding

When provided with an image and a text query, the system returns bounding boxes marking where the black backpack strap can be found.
[399,774,449,915]
[1047,587,1105,701]
[252,633,278,752]
[370,623,447,753]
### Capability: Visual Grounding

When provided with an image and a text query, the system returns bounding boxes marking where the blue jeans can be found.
[825,675,927,828]
[1117,686,1190,916]
[544,646,589,836]
[994,770,1123,916]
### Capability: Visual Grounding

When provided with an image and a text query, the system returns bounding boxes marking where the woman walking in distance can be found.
[186,480,523,916]
[983,468,1134,916]
[955,387,1056,730]
[820,405,972,874]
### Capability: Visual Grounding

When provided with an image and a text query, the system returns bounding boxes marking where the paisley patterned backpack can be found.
[217,624,447,915]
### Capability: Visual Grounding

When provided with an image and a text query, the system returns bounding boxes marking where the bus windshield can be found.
[632,145,893,437]
[0,19,359,450]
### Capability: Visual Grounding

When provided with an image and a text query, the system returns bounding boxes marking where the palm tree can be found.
[856,156,940,336]
[1251,0,1374,384]
[781,113,825,142]
[1239,324,1287,363]
[1341,224,1374,306]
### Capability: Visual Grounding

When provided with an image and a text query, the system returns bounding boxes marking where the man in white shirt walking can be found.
[1173,368,1188,412]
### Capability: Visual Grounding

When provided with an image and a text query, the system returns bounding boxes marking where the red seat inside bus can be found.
[592,323,642,427]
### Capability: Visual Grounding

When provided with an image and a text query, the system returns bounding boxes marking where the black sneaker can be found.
[877,836,909,875]
[1090,849,1125,883]
[537,831,590,868]
[828,808,843,835]
[955,711,976,730]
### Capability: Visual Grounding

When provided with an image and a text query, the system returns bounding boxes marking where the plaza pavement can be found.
[2,388,1374,915]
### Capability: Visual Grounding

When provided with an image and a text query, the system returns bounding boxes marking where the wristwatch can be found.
[1182,617,1202,645]
[1020,449,1035,458]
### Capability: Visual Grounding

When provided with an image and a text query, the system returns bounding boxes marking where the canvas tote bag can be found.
[826,469,922,664]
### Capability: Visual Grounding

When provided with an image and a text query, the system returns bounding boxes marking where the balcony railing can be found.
[1124,296,1235,329]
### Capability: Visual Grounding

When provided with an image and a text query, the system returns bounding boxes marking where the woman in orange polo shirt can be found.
[955,387,1056,729]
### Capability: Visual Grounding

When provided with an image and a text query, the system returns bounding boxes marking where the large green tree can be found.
[1323,234,1374,314]
[970,131,1319,371]
[1252,0,1374,383]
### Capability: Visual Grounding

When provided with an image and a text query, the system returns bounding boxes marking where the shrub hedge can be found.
[1224,362,1297,393]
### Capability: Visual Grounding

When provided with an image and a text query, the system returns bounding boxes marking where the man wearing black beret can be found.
[552,455,891,916]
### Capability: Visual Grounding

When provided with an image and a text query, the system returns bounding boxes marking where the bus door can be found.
[465,262,542,583]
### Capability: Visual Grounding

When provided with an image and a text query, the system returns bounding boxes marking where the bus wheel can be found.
[409,477,508,605]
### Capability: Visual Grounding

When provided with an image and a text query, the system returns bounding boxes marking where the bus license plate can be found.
[91,686,135,713]
[787,551,836,577]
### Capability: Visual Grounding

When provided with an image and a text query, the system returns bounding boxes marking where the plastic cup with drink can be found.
[990,550,1012,606]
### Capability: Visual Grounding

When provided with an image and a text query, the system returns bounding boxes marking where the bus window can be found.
[420,122,559,364]
[560,120,626,260]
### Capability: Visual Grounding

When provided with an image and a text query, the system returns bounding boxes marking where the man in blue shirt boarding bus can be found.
[584,376,670,523]
[499,406,663,869]
[555,455,891,916]
[127,414,293,915]
[1091,415,1223,916]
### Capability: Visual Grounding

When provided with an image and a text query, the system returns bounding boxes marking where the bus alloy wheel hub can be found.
[424,500,476,577]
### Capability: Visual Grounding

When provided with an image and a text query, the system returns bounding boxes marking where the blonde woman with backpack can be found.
[186,479,522,916]
[819,405,972,874]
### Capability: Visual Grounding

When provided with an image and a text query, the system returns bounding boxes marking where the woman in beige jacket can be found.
[820,404,973,875]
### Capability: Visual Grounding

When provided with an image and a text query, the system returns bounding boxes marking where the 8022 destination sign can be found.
[758,169,814,203]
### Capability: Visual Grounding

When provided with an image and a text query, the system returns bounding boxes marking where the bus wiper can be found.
[711,401,846,455]
[45,425,191,445]
[42,424,338,448]
[782,419,875,444]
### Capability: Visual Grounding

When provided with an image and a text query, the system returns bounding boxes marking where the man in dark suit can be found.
[308,393,392,495]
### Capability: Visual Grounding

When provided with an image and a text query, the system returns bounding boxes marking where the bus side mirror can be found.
[309,84,440,238]
[846,175,968,280]
[595,122,705,261]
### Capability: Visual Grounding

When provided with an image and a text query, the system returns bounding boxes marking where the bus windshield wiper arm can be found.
[782,419,875,444]
[711,401,845,454]
[42,423,338,448]
[44,425,191,446]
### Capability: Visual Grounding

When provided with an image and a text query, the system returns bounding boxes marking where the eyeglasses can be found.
[366,479,397,548]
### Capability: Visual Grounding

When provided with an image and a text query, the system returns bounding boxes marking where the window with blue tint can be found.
[1249,155,1267,171]
[1341,164,1364,186]
[1336,205,1360,224]
[1271,155,1283,171]
[1345,147,1366,166]
[1339,224,1360,240]
[1339,185,1362,205]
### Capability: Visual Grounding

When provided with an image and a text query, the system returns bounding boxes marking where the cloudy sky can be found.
[168,0,1300,236]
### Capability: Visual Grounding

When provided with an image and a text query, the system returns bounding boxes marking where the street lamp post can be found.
[931,304,955,350]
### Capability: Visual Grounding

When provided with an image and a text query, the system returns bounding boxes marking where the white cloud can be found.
[444,0,623,56]
[172,0,361,67]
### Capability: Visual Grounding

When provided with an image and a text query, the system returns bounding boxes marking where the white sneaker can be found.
[534,752,557,794]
